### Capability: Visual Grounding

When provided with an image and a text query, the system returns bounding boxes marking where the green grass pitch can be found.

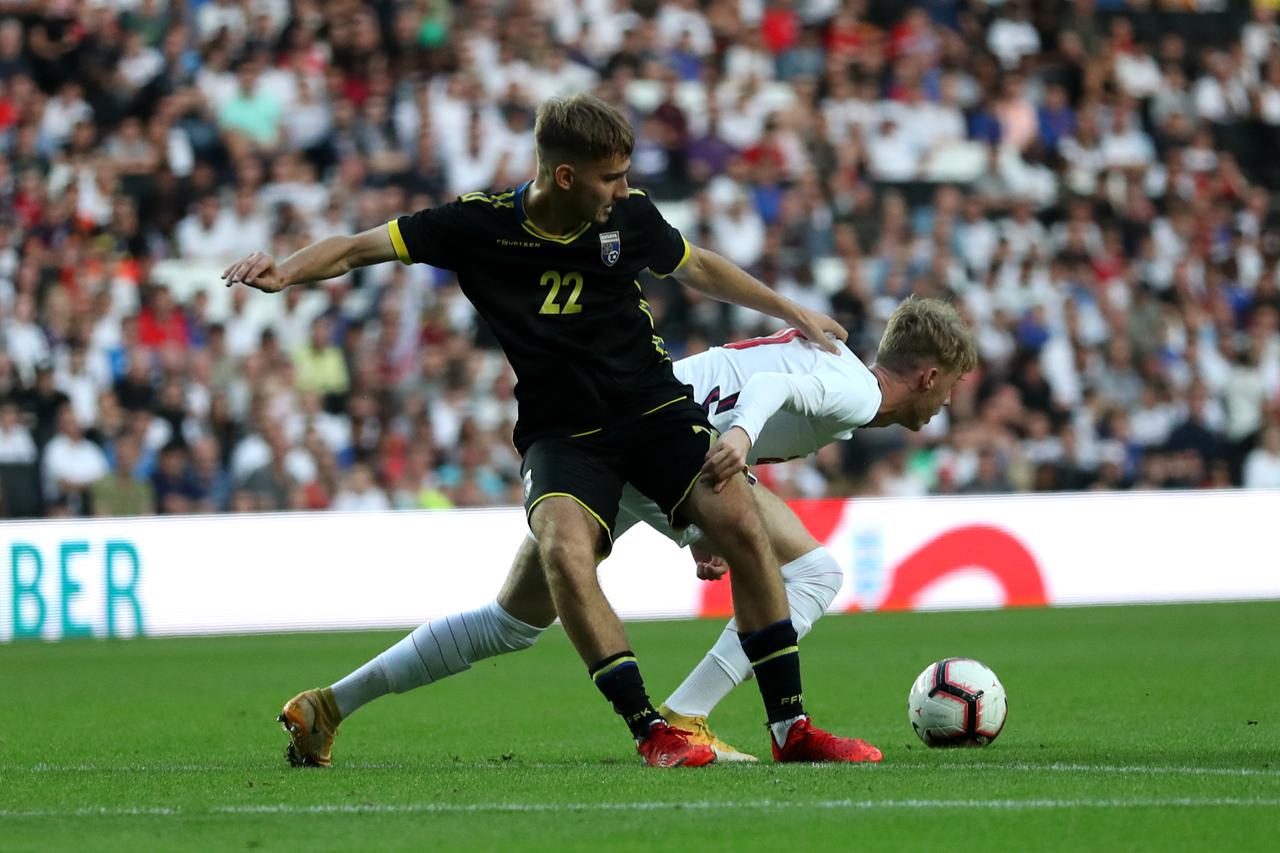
[3,601,1278,851]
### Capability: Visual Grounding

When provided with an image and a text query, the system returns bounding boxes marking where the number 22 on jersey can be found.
[539,270,583,315]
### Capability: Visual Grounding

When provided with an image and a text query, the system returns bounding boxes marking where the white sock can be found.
[330,601,545,719]
[770,714,806,748]
[663,547,843,718]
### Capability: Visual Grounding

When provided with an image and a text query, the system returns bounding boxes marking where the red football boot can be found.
[771,717,883,763]
[636,722,717,768]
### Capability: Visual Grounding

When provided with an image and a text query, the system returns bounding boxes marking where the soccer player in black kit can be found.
[224,93,881,767]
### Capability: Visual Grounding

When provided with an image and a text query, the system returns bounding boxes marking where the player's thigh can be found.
[751,485,823,564]
[495,535,557,629]
[523,436,626,561]
[674,469,774,569]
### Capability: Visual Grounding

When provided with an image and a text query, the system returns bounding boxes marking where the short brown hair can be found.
[875,297,978,376]
[534,93,634,175]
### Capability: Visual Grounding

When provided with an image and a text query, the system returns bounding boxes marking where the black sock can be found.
[589,651,663,740]
[739,619,805,724]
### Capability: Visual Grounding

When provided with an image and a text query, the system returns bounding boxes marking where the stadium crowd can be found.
[2,0,1280,519]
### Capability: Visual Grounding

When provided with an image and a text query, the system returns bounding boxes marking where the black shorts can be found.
[521,397,717,553]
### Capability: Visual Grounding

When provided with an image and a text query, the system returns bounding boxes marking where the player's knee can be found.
[486,601,545,653]
[782,548,843,639]
[538,535,597,583]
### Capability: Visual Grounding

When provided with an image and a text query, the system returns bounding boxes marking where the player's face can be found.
[906,369,964,431]
[576,155,631,223]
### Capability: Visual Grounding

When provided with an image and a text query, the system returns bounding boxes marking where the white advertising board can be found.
[3,490,1278,642]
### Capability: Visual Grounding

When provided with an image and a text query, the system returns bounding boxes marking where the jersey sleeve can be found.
[725,373,828,446]
[630,191,691,277]
[388,200,467,270]
[726,364,881,446]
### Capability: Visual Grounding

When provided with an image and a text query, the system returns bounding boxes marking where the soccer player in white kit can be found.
[279,297,977,765]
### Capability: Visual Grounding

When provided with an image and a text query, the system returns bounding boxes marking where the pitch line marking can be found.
[2,798,1280,819]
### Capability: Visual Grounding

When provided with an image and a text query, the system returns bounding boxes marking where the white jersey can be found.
[615,329,882,546]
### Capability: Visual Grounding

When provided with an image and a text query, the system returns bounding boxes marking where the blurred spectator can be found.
[0,399,37,464]
[1243,423,1280,488]
[331,461,391,512]
[92,435,154,517]
[42,404,108,512]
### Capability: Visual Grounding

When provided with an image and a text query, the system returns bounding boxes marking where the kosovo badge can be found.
[599,231,621,267]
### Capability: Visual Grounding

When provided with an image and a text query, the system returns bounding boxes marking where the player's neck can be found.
[524,178,586,236]
[864,364,908,428]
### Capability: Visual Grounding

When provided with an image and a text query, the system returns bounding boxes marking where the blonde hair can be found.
[534,93,634,176]
[875,297,978,376]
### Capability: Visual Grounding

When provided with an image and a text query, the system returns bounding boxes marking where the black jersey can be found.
[389,182,694,452]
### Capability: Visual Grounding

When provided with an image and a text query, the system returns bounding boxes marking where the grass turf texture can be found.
[2,601,1278,851]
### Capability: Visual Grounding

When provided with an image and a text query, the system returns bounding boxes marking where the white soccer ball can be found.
[908,658,1008,747]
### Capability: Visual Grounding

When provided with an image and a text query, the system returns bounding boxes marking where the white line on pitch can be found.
[929,762,1280,778]
[2,798,1280,819]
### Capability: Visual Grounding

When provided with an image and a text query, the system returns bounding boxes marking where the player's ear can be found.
[554,163,574,191]
[921,366,939,390]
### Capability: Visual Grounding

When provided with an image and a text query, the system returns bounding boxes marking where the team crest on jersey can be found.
[599,231,621,267]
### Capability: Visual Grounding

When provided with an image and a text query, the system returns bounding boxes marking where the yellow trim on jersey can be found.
[641,395,688,417]
[528,492,613,545]
[665,423,717,527]
[591,655,637,682]
[387,219,411,264]
[651,237,692,279]
[750,645,800,668]
[461,190,516,208]
[628,188,647,196]
[570,427,602,438]
[521,219,592,245]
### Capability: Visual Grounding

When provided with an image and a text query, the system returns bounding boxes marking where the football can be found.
[908,658,1008,747]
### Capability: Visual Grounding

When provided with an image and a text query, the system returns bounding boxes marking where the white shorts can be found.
[614,483,706,548]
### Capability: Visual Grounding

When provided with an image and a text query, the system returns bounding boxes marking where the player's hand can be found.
[691,544,729,581]
[702,426,752,493]
[788,306,847,355]
[222,252,286,293]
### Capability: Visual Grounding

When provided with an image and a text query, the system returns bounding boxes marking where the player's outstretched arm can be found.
[222,224,399,293]
[672,245,847,354]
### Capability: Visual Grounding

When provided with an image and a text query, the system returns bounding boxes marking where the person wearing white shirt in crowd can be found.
[3,294,50,386]
[0,400,36,465]
[1243,424,1280,488]
[119,30,164,93]
[865,117,922,182]
[656,0,714,56]
[1101,106,1156,170]
[986,3,1040,70]
[39,80,93,153]
[445,113,505,198]
[330,462,392,512]
[224,186,272,252]
[725,28,776,82]
[1194,51,1251,122]
[175,195,239,262]
[530,48,599,102]
[956,195,999,277]
[54,344,100,429]
[196,0,247,44]
[42,404,109,508]
[710,194,767,271]
[999,200,1047,263]
[1245,4,1280,63]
